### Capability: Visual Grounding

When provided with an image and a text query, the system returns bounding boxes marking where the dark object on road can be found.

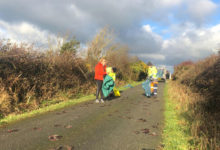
[33,127,42,131]
[50,145,74,150]
[7,129,19,133]
[54,124,62,127]
[48,134,63,141]
[138,118,147,122]
[62,111,67,113]
[141,128,150,134]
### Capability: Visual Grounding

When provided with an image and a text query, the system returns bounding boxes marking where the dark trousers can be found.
[96,80,104,99]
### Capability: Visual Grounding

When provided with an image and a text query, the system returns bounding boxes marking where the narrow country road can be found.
[0,83,165,150]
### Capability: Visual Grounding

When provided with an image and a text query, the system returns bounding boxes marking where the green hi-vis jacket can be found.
[102,75,115,98]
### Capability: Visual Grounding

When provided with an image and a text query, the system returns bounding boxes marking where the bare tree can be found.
[86,27,114,70]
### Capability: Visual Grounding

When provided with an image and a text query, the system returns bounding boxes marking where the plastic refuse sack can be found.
[124,84,133,88]
[113,88,120,97]
[142,79,151,97]
[102,75,115,98]
[156,69,164,78]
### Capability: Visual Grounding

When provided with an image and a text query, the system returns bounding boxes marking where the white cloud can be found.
[142,24,163,43]
[186,0,217,23]
[160,0,183,7]
[161,23,220,65]
[0,20,62,48]
[211,24,220,32]
[137,53,166,60]
[142,24,153,33]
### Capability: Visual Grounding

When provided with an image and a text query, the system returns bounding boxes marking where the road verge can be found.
[162,81,190,150]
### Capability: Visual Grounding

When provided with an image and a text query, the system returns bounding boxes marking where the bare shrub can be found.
[106,44,132,80]
[86,27,114,71]
[0,40,94,116]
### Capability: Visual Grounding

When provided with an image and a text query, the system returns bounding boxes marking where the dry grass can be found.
[171,54,220,149]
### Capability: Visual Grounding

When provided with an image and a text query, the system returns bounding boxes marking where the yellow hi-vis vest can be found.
[148,66,158,78]
[106,67,116,81]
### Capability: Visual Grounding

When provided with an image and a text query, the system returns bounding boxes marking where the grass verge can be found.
[162,82,191,150]
[0,81,142,127]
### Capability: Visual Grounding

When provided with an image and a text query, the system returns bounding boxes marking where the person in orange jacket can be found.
[94,58,107,103]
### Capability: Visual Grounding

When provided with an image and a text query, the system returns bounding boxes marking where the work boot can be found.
[100,99,104,103]
[95,99,99,103]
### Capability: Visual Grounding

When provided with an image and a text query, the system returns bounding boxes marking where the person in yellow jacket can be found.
[148,66,158,79]
[148,66,158,97]
[106,67,120,97]
[106,67,116,81]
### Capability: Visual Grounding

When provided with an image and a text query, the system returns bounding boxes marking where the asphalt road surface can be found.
[0,83,165,150]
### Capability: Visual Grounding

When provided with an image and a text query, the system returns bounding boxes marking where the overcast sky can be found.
[0,0,220,71]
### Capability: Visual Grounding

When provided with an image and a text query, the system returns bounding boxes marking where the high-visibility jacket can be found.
[148,66,158,79]
[106,67,116,81]
[151,81,158,94]
[108,72,116,81]
[106,67,112,74]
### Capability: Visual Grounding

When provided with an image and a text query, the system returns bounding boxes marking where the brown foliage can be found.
[173,60,194,80]
[172,54,220,149]
[0,40,94,116]
[106,44,132,80]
